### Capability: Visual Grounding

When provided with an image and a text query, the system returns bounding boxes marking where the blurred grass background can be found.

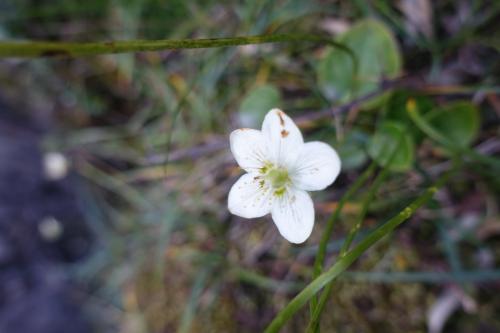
[0,0,499,332]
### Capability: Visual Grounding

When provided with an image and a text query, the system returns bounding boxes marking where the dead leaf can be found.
[398,0,433,39]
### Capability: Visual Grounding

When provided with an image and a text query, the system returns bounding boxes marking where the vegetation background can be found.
[0,0,499,332]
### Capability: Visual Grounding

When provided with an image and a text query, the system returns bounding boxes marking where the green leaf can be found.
[425,102,479,148]
[238,84,282,127]
[367,121,415,171]
[317,44,356,102]
[317,19,402,105]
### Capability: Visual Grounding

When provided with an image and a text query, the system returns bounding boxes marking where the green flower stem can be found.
[309,136,402,329]
[340,169,390,255]
[307,165,391,333]
[309,162,376,314]
[407,99,500,169]
[406,100,453,149]
[162,78,196,175]
[0,34,355,62]
[309,136,405,332]
[263,168,453,333]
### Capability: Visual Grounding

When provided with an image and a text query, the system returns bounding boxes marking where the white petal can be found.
[230,128,270,173]
[271,189,314,244]
[291,141,341,191]
[228,173,274,219]
[262,108,303,168]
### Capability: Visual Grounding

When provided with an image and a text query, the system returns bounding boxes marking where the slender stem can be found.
[310,135,405,331]
[406,99,500,169]
[406,99,452,148]
[0,34,355,61]
[309,136,402,329]
[178,266,213,333]
[307,166,391,332]
[162,78,196,177]
[340,170,389,255]
[231,267,303,293]
[342,270,500,283]
[263,167,454,333]
[309,162,376,314]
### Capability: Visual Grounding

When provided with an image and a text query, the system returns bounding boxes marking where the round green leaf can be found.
[425,102,479,148]
[317,19,402,105]
[317,44,355,102]
[238,84,282,127]
[367,121,415,171]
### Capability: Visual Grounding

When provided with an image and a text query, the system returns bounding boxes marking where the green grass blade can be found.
[309,162,376,312]
[308,165,392,332]
[264,170,451,333]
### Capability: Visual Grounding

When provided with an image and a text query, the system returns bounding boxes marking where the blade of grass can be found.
[437,220,463,275]
[78,160,152,209]
[263,166,453,333]
[177,266,213,333]
[309,162,376,313]
[230,267,500,291]
[231,267,304,293]
[342,270,500,283]
[308,162,393,332]
[0,34,355,67]
[339,169,390,255]
[162,77,197,178]
[307,132,402,326]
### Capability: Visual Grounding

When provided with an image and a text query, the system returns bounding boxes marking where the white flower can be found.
[228,108,341,244]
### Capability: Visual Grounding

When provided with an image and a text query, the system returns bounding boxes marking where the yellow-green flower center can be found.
[265,167,290,196]
[267,168,289,188]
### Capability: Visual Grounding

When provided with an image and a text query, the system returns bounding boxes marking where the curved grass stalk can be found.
[339,168,390,255]
[406,99,500,169]
[309,162,376,313]
[309,134,403,325]
[162,78,197,177]
[0,34,355,65]
[309,135,406,331]
[307,165,392,332]
[263,168,452,333]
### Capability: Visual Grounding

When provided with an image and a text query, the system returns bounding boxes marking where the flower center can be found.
[265,167,290,195]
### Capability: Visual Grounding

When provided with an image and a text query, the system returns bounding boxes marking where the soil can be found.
[0,99,93,333]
